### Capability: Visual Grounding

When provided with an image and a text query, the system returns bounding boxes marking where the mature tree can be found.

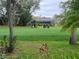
[18,9,32,26]
[5,0,41,53]
[60,0,79,44]
[6,0,16,53]
[17,0,41,26]
[0,0,41,26]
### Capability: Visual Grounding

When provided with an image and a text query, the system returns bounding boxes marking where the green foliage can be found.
[70,0,79,11]
[18,9,32,26]
[17,0,40,26]
[0,0,41,26]
[62,11,79,31]
[60,0,79,31]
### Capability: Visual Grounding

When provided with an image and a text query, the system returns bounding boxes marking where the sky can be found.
[32,0,66,17]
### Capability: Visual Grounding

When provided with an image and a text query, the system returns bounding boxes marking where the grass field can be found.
[0,26,72,41]
[0,26,79,59]
[6,41,79,59]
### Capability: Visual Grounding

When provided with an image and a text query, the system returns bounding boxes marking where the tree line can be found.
[0,0,40,26]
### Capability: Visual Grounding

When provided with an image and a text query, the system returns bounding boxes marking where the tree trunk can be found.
[6,0,14,53]
[69,29,77,45]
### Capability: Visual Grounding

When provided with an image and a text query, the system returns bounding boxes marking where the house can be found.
[27,16,55,28]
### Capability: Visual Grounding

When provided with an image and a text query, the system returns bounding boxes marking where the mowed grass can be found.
[0,26,79,41]
[0,26,70,41]
[0,26,79,59]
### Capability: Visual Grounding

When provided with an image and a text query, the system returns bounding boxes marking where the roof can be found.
[33,17,53,22]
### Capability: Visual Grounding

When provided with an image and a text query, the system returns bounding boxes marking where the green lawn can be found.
[0,26,70,41]
[6,41,79,59]
[0,26,79,41]
[0,26,79,59]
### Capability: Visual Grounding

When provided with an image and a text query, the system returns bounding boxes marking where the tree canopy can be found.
[0,0,41,26]
[60,0,79,31]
